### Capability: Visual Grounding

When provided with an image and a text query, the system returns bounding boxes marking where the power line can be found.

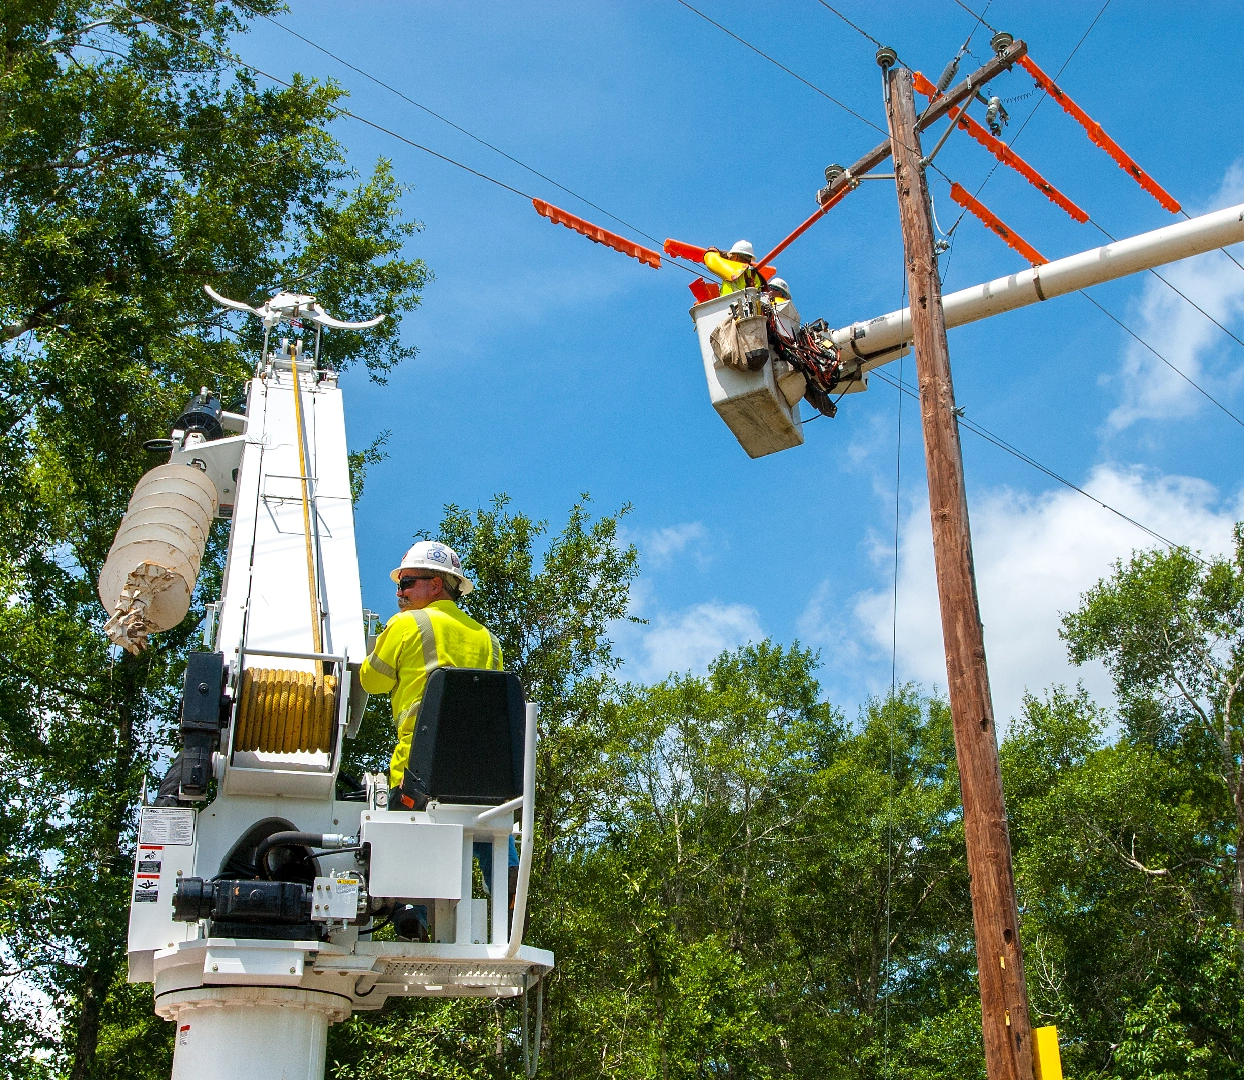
[673,0,889,137]
[948,0,1112,238]
[1078,291,1244,430]
[947,0,998,33]
[870,367,1208,563]
[253,10,674,257]
[118,4,707,279]
[1086,217,1244,355]
[813,0,882,48]
[120,4,537,198]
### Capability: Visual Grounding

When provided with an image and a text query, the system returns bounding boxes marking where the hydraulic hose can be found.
[254,830,353,879]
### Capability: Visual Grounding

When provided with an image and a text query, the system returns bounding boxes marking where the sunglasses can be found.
[397,575,437,591]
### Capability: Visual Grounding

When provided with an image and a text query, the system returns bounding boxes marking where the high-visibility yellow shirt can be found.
[358,599,503,787]
[703,250,765,295]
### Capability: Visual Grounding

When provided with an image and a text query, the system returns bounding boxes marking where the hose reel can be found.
[233,667,339,754]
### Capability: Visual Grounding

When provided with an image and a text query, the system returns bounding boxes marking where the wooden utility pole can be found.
[884,62,1035,1080]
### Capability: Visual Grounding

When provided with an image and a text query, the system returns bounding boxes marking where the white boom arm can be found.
[831,202,1244,366]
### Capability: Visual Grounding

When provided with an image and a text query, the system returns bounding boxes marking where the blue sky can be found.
[236,2,1244,724]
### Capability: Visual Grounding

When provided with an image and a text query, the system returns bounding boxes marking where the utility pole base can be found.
[157,986,351,1080]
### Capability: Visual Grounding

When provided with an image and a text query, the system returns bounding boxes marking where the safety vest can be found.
[704,250,765,295]
[358,599,503,787]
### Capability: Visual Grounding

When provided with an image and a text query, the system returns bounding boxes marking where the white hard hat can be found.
[768,277,790,294]
[727,239,755,260]
[390,540,474,596]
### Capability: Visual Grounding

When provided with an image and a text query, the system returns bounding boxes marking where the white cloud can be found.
[630,521,710,570]
[1104,162,1244,432]
[806,466,1242,726]
[622,600,764,683]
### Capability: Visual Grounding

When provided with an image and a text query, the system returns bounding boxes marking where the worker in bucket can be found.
[764,276,793,308]
[704,239,765,295]
[359,540,518,932]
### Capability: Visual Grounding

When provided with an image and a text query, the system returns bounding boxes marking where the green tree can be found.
[332,496,640,1080]
[1062,533,1244,957]
[0,3,427,1076]
[1003,685,1242,1078]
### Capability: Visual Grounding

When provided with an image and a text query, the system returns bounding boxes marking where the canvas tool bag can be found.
[710,313,771,371]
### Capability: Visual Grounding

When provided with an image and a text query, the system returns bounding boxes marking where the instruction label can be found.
[138,807,195,846]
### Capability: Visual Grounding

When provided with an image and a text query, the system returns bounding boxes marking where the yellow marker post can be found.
[1032,1026,1063,1080]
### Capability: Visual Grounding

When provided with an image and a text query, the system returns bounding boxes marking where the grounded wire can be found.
[673,0,888,138]
[1078,291,1244,430]
[871,367,1208,564]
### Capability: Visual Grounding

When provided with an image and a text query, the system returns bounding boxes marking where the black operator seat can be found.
[400,668,526,808]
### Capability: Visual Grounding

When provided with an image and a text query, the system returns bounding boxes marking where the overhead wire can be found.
[1077,291,1244,430]
[250,9,679,261]
[1085,217,1244,355]
[929,4,1244,433]
[132,2,1244,442]
[115,3,707,279]
[945,0,1244,311]
[813,0,883,48]
[944,0,1113,244]
[947,0,998,34]
[869,367,1208,564]
[673,0,889,137]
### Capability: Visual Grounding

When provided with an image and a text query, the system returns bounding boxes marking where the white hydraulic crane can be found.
[104,290,551,1080]
[693,201,1244,457]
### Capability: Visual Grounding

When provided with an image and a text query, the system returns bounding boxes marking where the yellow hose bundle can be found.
[234,667,337,754]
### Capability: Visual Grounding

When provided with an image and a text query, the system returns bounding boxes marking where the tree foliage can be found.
[3,5,1243,1080]
[0,3,427,1076]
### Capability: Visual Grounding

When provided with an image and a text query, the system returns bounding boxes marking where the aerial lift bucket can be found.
[691,288,804,459]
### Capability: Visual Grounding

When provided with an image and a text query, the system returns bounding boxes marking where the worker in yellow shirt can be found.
[704,239,765,295]
[359,540,503,800]
[359,540,514,938]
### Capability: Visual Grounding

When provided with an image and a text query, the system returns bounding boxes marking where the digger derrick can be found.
[115,290,551,1080]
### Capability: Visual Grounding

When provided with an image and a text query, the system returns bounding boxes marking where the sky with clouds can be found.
[235,2,1244,726]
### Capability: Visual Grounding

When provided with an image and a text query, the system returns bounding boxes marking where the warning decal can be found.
[138,807,195,846]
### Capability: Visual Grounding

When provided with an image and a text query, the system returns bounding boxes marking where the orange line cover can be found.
[1017,55,1180,214]
[948,183,1047,266]
[914,71,1087,223]
[664,238,708,262]
[533,200,661,268]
